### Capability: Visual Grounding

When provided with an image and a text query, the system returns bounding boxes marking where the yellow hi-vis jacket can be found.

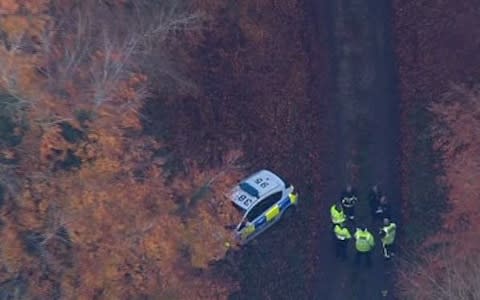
[334,225,352,240]
[381,223,397,245]
[289,192,298,205]
[330,204,346,224]
[354,229,375,252]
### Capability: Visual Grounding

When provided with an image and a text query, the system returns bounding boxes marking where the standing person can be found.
[341,184,358,220]
[368,185,382,219]
[354,227,375,267]
[375,195,392,221]
[333,222,352,259]
[379,218,397,259]
[330,202,346,226]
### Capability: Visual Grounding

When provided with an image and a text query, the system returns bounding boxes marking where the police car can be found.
[229,169,297,244]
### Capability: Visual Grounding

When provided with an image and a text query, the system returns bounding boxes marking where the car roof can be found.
[244,169,284,197]
[230,169,286,211]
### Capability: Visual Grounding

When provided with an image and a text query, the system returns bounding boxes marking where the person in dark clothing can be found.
[368,185,382,219]
[340,184,358,220]
[375,195,392,221]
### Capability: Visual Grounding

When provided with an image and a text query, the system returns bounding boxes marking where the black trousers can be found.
[343,205,355,219]
[369,199,379,219]
[335,239,348,259]
[355,251,372,267]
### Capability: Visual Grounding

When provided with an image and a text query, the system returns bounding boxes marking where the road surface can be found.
[225,0,401,299]
[311,0,401,299]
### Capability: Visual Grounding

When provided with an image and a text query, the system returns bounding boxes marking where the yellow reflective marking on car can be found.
[289,192,298,205]
[265,205,280,222]
[241,224,255,239]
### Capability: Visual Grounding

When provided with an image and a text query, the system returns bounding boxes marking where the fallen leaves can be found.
[394,0,480,296]
[426,84,480,256]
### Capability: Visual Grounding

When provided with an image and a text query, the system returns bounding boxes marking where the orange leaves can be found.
[0,40,41,102]
[0,0,19,13]
[143,215,185,273]
[185,203,234,268]
[0,0,49,14]
[23,1,49,14]
[0,223,25,272]
[0,1,243,299]
[167,149,245,268]
[39,125,72,163]
[417,84,480,272]
[0,1,49,39]
[0,16,29,38]
[34,140,244,296]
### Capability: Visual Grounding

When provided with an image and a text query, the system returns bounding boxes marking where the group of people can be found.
[330,184,397,267]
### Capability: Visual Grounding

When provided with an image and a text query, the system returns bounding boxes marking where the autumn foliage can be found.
[0,0,247,298]
[397,85,480,300]
[393,0,480,298]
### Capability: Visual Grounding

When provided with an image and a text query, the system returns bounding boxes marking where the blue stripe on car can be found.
[278,197,291,211]
[254,216,267,228]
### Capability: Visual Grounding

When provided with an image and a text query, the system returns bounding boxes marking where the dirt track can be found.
[208,0,401,299]
[311,0,400,299]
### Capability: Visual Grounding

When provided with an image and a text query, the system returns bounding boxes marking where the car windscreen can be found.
[239,182,259,198]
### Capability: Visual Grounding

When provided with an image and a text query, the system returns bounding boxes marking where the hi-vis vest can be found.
[289,192,298,205]
[355,229,375,252]
[334,225,352,240]
[330,204,346,224]
[381,223,397,245]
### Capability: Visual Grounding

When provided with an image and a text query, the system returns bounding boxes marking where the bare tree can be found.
[0,32,36,113]
[37,0,204,111]
[41,204,72,247]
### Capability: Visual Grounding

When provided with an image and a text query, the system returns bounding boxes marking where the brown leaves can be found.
[25,125,245,296]
[404,84,480,292]
[0,0,19,13]
[0,1,244,298]
[39,125,72,163]
[395,1,480,295]
[165,149,246,268]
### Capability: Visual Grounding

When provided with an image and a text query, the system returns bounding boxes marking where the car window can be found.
[246,192,282,222]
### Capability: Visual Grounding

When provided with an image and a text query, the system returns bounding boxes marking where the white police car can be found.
[229,169,298,244]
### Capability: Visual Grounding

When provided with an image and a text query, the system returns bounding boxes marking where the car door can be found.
[241,191,283,242]
[262,191,284,228]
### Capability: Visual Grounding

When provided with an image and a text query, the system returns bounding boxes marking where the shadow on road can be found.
[310,0,401,299]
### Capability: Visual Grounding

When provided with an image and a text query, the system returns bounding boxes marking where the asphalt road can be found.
[310,0,401,299]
